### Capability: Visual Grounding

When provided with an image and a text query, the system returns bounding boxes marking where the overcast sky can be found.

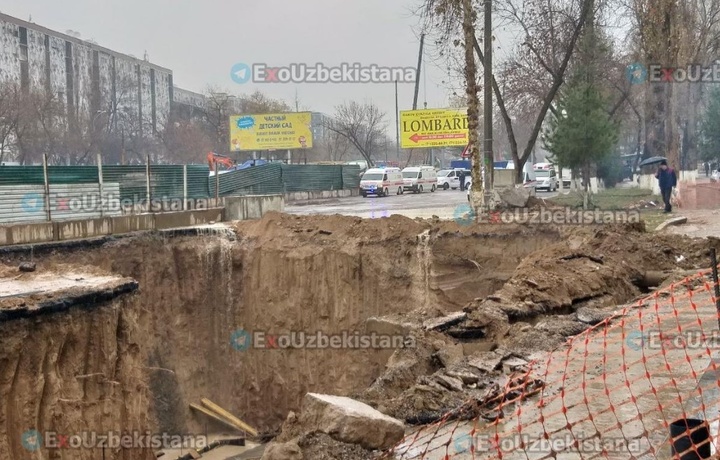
[1,1,638,165]
[0,0,485,122]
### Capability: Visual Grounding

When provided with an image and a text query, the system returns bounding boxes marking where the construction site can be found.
[1,196,720,459]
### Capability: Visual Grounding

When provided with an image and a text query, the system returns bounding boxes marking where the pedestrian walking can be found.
[458,169,466,191]
[655,160,677,213]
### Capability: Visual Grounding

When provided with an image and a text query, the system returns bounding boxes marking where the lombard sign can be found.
[229,112,313,151]
[399,108,469,149]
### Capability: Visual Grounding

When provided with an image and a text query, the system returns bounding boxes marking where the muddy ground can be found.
[0,212,718,459]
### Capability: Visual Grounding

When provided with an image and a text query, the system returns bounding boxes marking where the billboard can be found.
[229,112,313,151]
[399,108,468,149]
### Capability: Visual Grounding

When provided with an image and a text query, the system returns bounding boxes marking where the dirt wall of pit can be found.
[0,214,561,459]
[0,298,152,460]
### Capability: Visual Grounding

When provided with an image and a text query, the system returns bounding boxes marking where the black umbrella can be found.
[638,156,667,167]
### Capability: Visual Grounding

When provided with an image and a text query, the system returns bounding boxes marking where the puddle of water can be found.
[0,272,124,298]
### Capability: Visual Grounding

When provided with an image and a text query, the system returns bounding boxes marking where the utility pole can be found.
[395,80,400,159]
[412,34,424,111]
[483,0,493,191]
[407,34,425,167]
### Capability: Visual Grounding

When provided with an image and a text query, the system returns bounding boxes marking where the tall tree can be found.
[418,0,483,211]
[324,101,387,167]
[698,87,720,164]
[462,0,483,211]
[631,0,681,167]
[421,0,595,183]
[544,4,619,208]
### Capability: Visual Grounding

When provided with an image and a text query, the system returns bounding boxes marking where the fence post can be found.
[215,165,219,205]
[183,164,188,211]
[146,154,151,212]
[42,153,51,221]
[97,153,104,218]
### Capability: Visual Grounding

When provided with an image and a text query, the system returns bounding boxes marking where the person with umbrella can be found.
[655,160,677,213]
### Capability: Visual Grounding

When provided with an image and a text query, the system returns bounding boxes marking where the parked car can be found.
[437,169,458,190]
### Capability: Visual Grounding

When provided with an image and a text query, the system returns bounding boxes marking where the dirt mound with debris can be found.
[471,224,719,321]
[232,212,432,249]
[346,223,720,427]
[297,432,378,460]
[526,196,561,209]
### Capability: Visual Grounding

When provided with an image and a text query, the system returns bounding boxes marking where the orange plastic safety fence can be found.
[384,268,720,460]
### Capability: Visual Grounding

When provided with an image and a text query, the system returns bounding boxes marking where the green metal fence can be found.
[341,165,362,189]
[208,163,284,197]
[0,163,362,201]
[209,164,362,196]
[281,164,343,192]
[0,165,100,185]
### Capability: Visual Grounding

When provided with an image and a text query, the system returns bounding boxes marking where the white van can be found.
[504,161,537,190]
[533,163,558,191]
[401,166,437,193]
[436,169,471,190]
[359,167,404,197]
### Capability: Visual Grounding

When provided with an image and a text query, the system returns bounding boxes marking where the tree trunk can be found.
[639,0,680,165]
[463,0,483,215]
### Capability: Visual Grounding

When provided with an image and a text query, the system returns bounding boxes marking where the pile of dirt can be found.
[346,223,720,428]
[232,212,432,249]
[470,224,720,321]
[233,211,546,250]
[526,196,562,209]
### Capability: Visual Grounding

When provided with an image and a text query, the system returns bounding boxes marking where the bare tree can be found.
[13,87,69,165]
[616,0,720,169]
[0,82,20,164]
[160,110,215,163]
[192,88,291,158]
[237,90,291,114]
[325,101,387,167]
[420,0,595,182]
[319,129,353,162]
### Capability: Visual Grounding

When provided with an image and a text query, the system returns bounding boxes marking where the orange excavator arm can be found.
[207,152,235,171]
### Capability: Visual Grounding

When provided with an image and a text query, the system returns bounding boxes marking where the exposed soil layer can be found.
[0,213,716,460]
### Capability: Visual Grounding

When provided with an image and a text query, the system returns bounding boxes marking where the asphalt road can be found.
[285,188,560,220]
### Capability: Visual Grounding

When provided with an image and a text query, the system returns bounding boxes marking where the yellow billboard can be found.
[399,108,468,149]
[229,112,313,151]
